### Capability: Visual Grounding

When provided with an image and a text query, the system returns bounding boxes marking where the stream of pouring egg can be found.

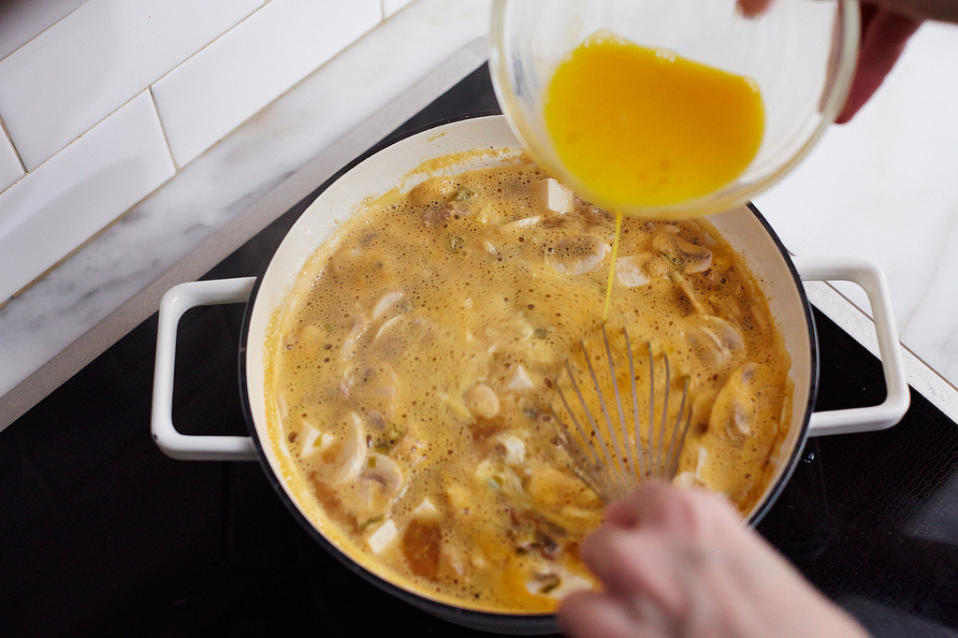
[543,33,765,318]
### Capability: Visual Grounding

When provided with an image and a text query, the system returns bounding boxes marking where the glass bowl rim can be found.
[488,0,862,219]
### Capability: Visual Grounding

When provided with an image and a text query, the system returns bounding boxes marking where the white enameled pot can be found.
[150,115,908,634]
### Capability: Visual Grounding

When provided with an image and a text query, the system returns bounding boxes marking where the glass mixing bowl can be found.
[490,0,860,219]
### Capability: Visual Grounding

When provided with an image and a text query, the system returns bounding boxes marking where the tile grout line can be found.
[0,112,27,188]
[2,89,151,179]
[0,151,179,309]
[165,15,387,170]
[145,0,367,167]
[387,0,419,19]
[146,0,268,94]
[1,14,389,305]
[149,87,180,171]
[2,0,268,173]
[1,0,386,184]
[0,39,488,430]
[0,0,91,66]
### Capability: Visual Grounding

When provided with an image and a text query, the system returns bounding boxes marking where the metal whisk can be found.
[549,324,693,502]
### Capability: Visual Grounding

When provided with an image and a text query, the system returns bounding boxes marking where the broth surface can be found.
[264,158,792,612]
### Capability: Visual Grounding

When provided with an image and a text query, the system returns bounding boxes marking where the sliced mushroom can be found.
[340,313,368,360]
[670,271,707,314]
[690,388,718,434]
[339,365,357,398]
[331,412,367,485]
[685,315,745,368]
[374,314,405,342]
[615,254,652,288]
[645,254,672,278]
[652,232,713,274]
[353,363,400,417]
[354,452,406,519]
[465,383,500,419]
[502,216,541,230]
[548,236,610,275]
[361,452,405,499]
[710,363,760,439]
[371,290,404,321]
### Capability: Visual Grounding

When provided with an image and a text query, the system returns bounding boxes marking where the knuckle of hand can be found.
[650,488,704,532]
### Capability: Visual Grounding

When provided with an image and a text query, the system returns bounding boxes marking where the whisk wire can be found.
[646,341,656,477]
[551,327,693,501]
[563,360,620,489]
[581,338,627,480]
[655,353,672,477]
[599,325,637,482]
[554,368,605,478]
[623,327,646,479]
[664,377,689,476]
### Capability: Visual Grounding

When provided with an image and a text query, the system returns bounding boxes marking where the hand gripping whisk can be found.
[549,324,693,502]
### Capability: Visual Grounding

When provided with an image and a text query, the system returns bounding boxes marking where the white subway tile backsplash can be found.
[0,0,263,170]
[152,0,380,167]
[0,0,88,61]
[0,92,175,302]
[383,0,415,17]
[0,127,24,192]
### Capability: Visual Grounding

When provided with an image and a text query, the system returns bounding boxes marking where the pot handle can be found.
[793,255,909,436]
[151,278,260,461]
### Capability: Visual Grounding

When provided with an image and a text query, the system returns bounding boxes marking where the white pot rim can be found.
[237,115,818,628]
[152,114,907,634]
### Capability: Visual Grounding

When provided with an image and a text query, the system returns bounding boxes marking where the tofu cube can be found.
[412,497,440,519]
[300,423,334,457]
[535,178,574,215]
[367,519,398,554]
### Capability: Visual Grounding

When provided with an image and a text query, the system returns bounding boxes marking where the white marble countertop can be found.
[755,20,958,387]
[2,3,957,429]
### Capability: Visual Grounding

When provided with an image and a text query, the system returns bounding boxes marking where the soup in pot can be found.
[264,157,792,613]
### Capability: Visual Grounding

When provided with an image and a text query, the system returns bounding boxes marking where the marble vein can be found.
[0,0,490,399]
[3,2,958,418]
[755,21,958,394]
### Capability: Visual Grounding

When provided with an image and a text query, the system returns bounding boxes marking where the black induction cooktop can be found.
[2,65,955,638]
